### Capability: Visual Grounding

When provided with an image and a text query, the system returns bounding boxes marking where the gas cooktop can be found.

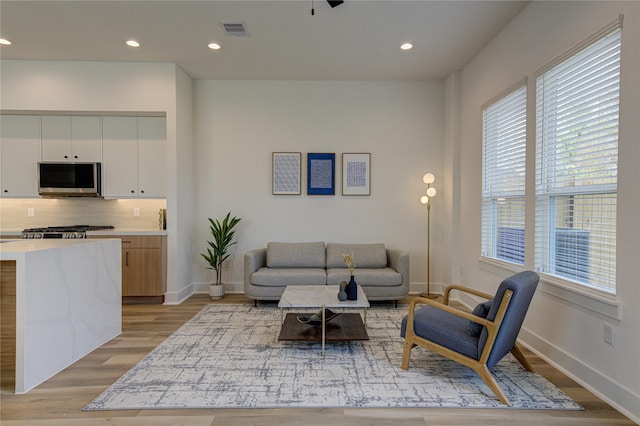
[22,225,114,239]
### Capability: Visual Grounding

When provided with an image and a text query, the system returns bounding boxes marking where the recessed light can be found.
[208,42,221,50]
[126,40,140,47]
[0,38,12,45]
[400,42,413,50]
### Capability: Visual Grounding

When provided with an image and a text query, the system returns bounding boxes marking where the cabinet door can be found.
[0,115,41,197]
[42,116,102,162]
[102,116,138,197]
[122,248,163,296]
[137,117,166,197]
[71,116,102,162]
[41,116,72,161]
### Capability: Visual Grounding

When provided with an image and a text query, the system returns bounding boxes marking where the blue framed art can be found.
[307,153,335,195]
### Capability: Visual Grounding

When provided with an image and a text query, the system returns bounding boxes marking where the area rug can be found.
[85,304,582,410]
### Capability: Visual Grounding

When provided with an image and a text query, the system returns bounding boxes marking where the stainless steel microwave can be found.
[38,162,101,197]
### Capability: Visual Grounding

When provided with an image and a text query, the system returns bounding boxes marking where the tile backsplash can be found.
[0,198,167,230]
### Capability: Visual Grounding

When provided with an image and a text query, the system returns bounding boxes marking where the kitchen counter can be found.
[0,239,121,393]
[0,229,168,237]
[87,229,168,236]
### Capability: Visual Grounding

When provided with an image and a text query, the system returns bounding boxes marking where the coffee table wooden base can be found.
[278,312,369,355]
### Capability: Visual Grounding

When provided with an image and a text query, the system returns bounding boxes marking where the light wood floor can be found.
[0,294,635,426]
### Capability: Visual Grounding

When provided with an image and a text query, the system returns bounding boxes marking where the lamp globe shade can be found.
[423,173,435,184]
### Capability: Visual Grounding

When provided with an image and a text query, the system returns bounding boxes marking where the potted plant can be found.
[201,212,242,299]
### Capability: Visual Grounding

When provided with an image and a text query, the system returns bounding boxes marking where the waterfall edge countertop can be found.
[0,239,122,393]
[0,229,168,237]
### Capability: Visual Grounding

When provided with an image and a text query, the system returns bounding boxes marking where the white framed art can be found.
[272,152,301,195]
[342,153,371,196]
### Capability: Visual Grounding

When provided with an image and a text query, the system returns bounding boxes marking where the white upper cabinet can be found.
[102,116,166,198]
[102,116,139,197]
[0,115,41,198]
[137,117,167,198]
[41,116,102,162]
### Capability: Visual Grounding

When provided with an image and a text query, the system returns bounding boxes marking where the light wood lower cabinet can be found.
[92,235,166,303]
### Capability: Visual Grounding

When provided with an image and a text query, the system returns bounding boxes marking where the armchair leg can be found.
[477,365,511,406]
[511,344,534,372]
[401,340,414,370]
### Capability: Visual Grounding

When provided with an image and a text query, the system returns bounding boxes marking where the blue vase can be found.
[346,275,357,300]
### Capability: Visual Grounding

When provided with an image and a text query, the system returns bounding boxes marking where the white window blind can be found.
[535,28,620,294]
[481,85,527,264]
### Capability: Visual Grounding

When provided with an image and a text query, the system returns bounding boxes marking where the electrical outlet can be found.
[27,208,35,217]
[603,323,614,346]
[133,208,140,217]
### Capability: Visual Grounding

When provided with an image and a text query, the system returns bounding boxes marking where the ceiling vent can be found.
[221,22,249,37]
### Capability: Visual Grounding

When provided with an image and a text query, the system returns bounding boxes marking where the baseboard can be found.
[191,281,245,295]
[518,328,640,424]
[163,282,195,305]
[409,282,444,296]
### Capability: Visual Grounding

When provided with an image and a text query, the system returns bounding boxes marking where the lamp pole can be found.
[420,173,437,299]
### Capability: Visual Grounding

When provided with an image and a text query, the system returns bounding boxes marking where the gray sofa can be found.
[244,242,409,306]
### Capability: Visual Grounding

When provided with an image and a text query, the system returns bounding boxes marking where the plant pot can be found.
[209,284,225,300]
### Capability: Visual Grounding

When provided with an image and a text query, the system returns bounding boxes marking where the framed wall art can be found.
[342,153,371,195]
[272,152,301,195]
[307,153,335,195]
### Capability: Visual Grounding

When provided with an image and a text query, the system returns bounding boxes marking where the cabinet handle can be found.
[131,190,135,194]
[74,155,78,159]
[141,190,145,194]
[64,155,68,159]
[3,190,7,193]
[125,251,129,266]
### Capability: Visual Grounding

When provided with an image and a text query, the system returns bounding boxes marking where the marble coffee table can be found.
[278,285,370,356]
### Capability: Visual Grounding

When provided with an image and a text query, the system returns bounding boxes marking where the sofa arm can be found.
[244,248,267,287]
[387,248,410,285]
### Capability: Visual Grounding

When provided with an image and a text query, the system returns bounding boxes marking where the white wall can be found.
[454,1,640,421]
[169,65,195,303]
[192,80,444,292]
[0,60,193,303]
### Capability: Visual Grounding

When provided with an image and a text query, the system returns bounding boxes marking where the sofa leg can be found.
[254,300,258,308]
[395,300,398,308]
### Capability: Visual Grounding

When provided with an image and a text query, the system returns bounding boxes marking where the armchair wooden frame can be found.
[401,284,534,406]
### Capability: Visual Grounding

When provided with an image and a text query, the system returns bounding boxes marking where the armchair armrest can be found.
[443,284,494,305]
[407,296,493,328]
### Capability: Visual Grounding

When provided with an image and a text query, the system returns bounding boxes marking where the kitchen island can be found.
[0,239,121,393]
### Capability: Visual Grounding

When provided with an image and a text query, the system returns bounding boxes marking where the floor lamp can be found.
[419,173,437,299]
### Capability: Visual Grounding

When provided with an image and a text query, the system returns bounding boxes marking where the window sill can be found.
[478,256,621,321]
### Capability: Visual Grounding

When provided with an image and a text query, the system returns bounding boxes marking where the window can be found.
[535,28,620,294]
[481,84,527,264]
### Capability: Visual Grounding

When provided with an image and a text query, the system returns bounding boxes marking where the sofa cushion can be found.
[326,243,387,269]
[251,267,327,286]
[266,242,326,268]
[326,267,402,287]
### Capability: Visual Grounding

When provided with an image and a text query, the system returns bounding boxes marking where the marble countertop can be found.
[279,285,370,309]
[0,238,121,257]
[87,229,167,236]
[0,229,167,237]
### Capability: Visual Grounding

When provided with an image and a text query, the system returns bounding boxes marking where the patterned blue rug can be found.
[85,304,582,410]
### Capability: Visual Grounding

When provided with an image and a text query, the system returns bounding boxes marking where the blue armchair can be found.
[400,271,539,405]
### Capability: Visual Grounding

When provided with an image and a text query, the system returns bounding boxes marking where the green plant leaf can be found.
[201,212,242,285]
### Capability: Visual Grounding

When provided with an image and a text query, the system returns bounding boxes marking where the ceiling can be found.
[0,1,528,81]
